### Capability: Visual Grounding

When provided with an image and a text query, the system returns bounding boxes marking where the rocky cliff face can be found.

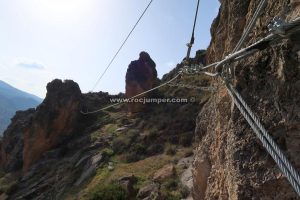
[0,80,115,199]
[0,109,35,172]
[23,79,82,172]
[193,0,300,199]
[0,75,203,199]
[0,79,82,173]
[125,52,158,114]
[0,1,299,199]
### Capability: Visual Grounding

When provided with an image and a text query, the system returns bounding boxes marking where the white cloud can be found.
[166,61,175,67]
[18,62,44,70]
[14,57,45,70]
[0,58,54,98]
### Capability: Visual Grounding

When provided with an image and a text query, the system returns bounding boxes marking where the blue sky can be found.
[0,0,220,98]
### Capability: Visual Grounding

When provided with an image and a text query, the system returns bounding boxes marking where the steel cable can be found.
[227,82,300,186]
[232,0,268,52]
[224,80,300,196]
[81,73,180,114]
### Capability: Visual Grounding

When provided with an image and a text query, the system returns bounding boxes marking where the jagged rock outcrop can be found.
[137,183,161,200]
[0,70,203,199]
[125,51,158,113]
[22,79,82,172]
[193,1,300,199]
[0,109,35,172]
[2,1,298,199]
[153,164,176,183]
[0,80,110,199]
[0,79,82,173]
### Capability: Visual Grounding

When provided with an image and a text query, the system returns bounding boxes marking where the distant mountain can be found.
[0,80,42,135]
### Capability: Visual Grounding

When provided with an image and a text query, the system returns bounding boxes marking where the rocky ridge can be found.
[0,71,208,199]
[0,1,299,200]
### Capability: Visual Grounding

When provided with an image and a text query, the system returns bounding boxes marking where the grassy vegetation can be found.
[0,176,18,195]
[183,147,193,157]
[87,183,128,200]
[159,177,189,200]
[112,129,139,155]
[67,82,200,199]
[91,123,120,141]
[0,169,5,179]
[1,58,207,200]
[160,176,191,200]
[165,143,177,156]
[75,116,194,200]
[107,154,173,184]
[79,167,111,200]
[79,154,178,199]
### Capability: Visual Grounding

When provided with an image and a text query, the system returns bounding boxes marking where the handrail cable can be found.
[232,0,268,52]
[224,79,300,196]
[81,73,180,114]
[197,14,300,196]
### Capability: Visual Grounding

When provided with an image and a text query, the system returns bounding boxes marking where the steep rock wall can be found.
[0,109,35,172]
[193,0,300,199]
[0,79,82,173]
[22,79,82,172]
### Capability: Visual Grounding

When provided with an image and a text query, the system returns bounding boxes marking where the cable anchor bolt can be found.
[268,17,288,36]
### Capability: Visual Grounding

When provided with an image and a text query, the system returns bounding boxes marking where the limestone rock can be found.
[75,152,103,186]
[118,175,138,198]
[180,165,193,191]
[0,193,8,200]
[116,127,128,132]
[0,109,35,172]
[153,164,176,183]
[193,0,300,199]
[137,183,160,200]
[23,79,82,172]
[125,52,157,114]
[177,156,193,169]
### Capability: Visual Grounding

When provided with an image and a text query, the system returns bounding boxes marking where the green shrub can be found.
[168,135,180,144]
[179,133,193,147]
[161,192,181,200]
[0,181,18,195]
[165,179,178,191]
[184,149,193,157]
[179,185,190,198]
[165,144,177,156]
[120,118,131,125]
[131,144,146,155]
[112,129,140,154]
[166,195,181,200]
[0,169,5,179]
[112,138,128,154]
[103,148,114,155]
[121,143,147,163]
[123,151,146,163]
[127,129,140,142]
[123,152,140,163]
[5,181,18,195]
[88,183,128,200]
[102,148,114,162]
[156,120,168,130]
[146,144,164,156]
[148,129,159,140]
[172,158,179,165]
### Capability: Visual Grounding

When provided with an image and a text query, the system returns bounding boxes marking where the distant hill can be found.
[0,80,42,135]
